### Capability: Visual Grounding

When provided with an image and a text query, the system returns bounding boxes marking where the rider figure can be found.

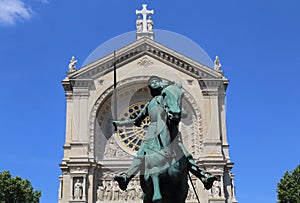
[113,76,216,191]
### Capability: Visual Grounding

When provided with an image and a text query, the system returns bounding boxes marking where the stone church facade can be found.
[58,5,238,203]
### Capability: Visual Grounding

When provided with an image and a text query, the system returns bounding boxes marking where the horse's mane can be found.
[162,82,183,97]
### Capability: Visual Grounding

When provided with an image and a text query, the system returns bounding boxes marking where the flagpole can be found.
[113,51,117,131]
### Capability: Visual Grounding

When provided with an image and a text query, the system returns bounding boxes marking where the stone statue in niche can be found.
[74,179,83,199]
[212,180,221,198]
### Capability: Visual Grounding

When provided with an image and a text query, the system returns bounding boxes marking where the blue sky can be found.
[0,0,300,202]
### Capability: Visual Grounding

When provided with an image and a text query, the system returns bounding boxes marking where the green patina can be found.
[113,76,216,203]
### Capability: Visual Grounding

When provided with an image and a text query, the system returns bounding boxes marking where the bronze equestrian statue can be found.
[113,76,216,202]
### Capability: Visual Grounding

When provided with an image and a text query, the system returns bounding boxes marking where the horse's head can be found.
[161,83,183,123]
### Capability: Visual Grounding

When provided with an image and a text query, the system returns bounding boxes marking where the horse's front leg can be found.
[151,167,162,202]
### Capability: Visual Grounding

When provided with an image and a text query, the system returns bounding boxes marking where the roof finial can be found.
[68,56,77,73]
[136,4,154,40]
[214,56,224,75]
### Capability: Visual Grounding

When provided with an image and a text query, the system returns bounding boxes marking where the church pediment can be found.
[67,38,226,82]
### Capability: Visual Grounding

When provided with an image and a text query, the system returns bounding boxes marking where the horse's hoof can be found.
[204,175,217,190]
[152,197,163,202]
[114,174,129,191]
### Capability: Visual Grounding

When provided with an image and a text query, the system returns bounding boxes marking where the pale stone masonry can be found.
[58,5,238,203]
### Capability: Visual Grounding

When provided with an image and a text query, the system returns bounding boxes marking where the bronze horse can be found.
[140,83,190,203]
[114,78,216,202]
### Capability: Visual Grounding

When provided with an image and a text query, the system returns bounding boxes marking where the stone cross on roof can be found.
[136,4,154,32]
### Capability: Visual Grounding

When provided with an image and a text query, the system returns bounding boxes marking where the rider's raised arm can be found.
[113,102,149,127]
[113,119,134,126]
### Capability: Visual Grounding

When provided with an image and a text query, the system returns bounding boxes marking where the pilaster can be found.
[218,88,230,162]
[201,87,223,159]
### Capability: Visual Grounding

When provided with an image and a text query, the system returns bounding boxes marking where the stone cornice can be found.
[61,78,74,99]
[198,78,229,96]
[61,78,93,98]
[67,38,226,81]
[67,39,148,79]
[62,77,72,92]
[198,79,228,89]
[70,79,94,88]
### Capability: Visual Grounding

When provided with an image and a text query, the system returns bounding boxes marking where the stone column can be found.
[220,175,225,198]
[82,176,86,200]
[65,96,73,143]
[58,175,63,200]
[231,174,238,203]
[70,177,73,200]
[61,80,74,165]
[88,168,96,203]
[218,91,230,161]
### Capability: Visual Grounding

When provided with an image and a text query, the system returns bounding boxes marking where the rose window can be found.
[117,101,150,152]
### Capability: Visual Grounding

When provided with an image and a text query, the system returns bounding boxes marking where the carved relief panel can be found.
[96,171,143,202]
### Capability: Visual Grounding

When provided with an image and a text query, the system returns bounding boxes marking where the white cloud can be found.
[0,0,32,25]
